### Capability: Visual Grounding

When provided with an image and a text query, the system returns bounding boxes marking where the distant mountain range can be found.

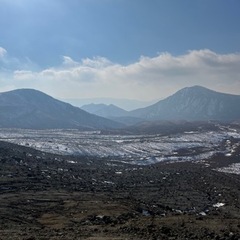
[64,97,157,111]
[81,103,128,118]
[81,103,144,126]
[0,89,122,129]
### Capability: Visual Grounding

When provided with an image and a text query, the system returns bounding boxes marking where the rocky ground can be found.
[0,140,240,239]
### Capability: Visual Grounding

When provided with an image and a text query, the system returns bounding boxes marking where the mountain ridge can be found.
[81,103,129,118]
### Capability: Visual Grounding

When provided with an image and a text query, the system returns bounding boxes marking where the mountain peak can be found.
[183,85,208,90]
[2,88,47,95]
[81,103,128,118]
[1,88,54,101]
[175,85,214,95]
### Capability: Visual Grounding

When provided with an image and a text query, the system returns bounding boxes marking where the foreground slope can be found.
[0,89,122,129]
[0,140,240,239]
[130,86,240,121]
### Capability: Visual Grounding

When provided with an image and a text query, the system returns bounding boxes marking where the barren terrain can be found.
[0,127,240,239]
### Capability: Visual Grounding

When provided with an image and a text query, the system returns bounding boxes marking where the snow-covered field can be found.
[0,126,239,165]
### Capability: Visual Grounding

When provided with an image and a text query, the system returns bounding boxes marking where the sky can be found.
[0,0,240,106]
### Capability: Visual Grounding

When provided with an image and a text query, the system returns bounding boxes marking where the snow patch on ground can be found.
[213,203,225,208]
[216,163,240,175]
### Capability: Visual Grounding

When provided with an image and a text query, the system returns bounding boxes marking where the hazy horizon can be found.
[62,96,160,111]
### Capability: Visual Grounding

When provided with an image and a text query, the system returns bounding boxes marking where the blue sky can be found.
[0,0,240,103]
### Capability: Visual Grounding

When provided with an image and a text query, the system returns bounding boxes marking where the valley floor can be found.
[0,140,240,239]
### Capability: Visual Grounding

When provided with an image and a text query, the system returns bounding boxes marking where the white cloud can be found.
[1,49,240,100]
[14,70,35,80]
[0,47,7,58]
[81,56,113,68]
[62,56,79,67]
[0,46,36,72]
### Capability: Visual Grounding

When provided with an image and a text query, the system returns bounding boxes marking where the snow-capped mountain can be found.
[0,89,123,129]
[130,86,240,121]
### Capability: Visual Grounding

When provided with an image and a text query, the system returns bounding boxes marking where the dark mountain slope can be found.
[130,86,240,121]
[0,89,123,129]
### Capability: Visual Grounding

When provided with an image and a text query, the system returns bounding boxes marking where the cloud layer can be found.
[1,48,240,100]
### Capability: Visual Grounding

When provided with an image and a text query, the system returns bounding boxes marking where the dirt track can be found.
[0,141,240,239]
